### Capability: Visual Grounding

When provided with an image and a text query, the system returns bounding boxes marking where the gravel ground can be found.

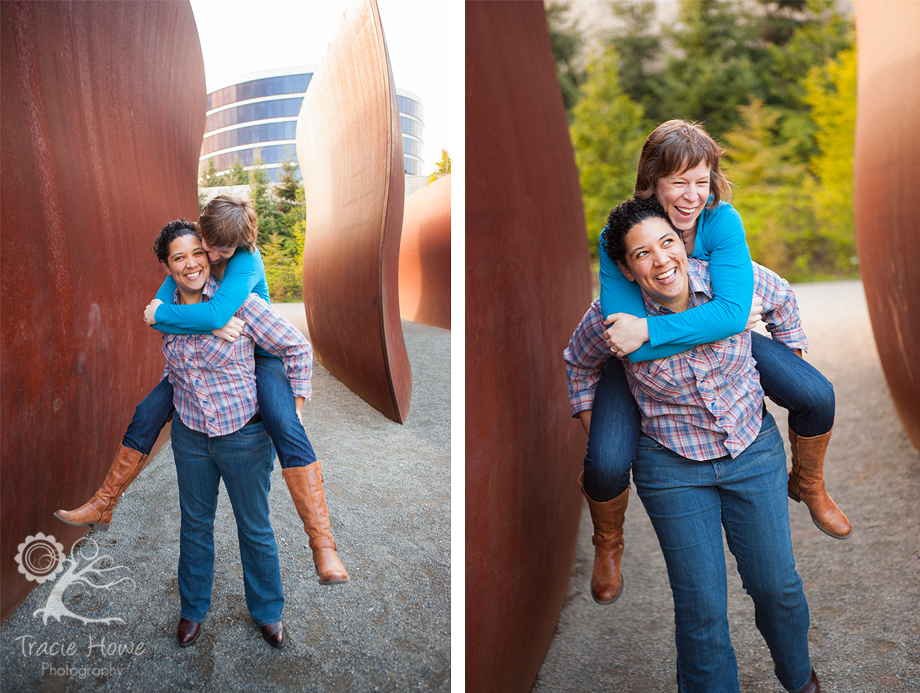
[1,310,450,692]
[533,280,920,693]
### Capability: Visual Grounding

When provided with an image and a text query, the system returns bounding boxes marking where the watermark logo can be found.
[15,533,65,583]
[18,536,136,625]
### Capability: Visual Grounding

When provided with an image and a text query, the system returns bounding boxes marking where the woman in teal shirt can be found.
[576,120,849,606]
[56,194,349,586]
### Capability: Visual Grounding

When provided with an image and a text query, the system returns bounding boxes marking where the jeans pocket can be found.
[636,433,663,451]
[237,421,267,438]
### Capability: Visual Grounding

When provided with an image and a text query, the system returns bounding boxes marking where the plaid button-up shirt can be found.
[564,259,808,461]
[162,276,312,438]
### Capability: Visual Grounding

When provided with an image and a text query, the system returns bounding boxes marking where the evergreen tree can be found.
[605,0,663,124]
[248,156,281,239]
[275,153,301,216]
[229,158,249,185]
[569,47,647,257]
[546,1,585,119]
[200,159,221,187]
[660,0,762,140]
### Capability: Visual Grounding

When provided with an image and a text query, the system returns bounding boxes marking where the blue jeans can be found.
[582,332,835,501]
[171,416,284,626]
[122,353,316,467]
[633,413,812,693]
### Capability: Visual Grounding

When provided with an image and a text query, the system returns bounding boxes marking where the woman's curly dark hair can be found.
[153,219,199,264]
[600,196,678,266]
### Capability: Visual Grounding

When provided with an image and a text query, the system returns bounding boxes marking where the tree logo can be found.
[14,533,65,583]
[16,535,135,625]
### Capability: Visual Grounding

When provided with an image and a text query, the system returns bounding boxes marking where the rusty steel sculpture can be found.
[0,0,205,622]
[466,3,593,692]
[296,0,411,424]
[853,1,920,450]
[399,174,451,330]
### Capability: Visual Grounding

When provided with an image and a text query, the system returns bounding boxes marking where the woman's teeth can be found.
[656,268,676,281]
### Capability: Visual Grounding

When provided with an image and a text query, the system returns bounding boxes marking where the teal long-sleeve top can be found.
[598,201,753,363]
[152,247,270,334]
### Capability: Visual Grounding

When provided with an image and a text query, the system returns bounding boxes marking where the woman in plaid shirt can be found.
[56,195,349,591]
[565,197,822,693]
[150,220,314,648]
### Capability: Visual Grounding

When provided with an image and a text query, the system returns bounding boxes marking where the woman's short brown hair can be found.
[197,193,258,250]
[634,120,732,209]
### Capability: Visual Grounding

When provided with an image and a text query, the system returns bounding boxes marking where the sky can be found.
[188,0,458,175]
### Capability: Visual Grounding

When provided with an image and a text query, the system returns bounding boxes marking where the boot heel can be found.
[87,522,110,532]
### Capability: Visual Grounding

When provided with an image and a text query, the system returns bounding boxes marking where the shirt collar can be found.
[172,275,218,305]
[641,259,711,316]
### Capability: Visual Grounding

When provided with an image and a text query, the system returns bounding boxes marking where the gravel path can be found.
[533,280,920,693]
[1,311,451,692]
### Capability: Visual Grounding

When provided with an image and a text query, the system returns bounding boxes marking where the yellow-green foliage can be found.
[569,47,647,257]
[804,45,857,271]
[723,99,817,280]
[261,219,305,303]
[722,43,858,283]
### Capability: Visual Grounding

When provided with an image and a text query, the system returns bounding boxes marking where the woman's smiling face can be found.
[166,234,210,299]
[619,217,690,312]
[654,160,711,232]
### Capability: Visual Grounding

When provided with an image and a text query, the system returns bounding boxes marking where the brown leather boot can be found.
[579,474,628,605]
[54,445,148,531]
[283,461,349,584]
[788,428,851,539]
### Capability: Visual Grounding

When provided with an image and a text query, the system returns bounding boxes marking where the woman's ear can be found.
[618,261,635,282]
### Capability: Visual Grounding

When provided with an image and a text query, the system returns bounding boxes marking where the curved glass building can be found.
[200,65,425,182]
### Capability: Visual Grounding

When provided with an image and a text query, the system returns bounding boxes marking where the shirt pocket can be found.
[636,359,682,400]
[711,336,749,378]
[199,335,236,369]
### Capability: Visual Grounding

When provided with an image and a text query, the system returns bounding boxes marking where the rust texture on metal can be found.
[853,1,920,450]
[399,174,451,329]
[465,2,593,691]
[0,0,205,622]
[296,0,411,424]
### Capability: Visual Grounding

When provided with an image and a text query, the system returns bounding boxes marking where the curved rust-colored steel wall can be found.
[399,174,451,329]
[466,3,593,691]
[296,0,411,423]
[0,0,205,622]
[853,1,920,450]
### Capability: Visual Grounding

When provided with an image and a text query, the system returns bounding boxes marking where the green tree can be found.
[275,153,301,216]
[260,223,305,302]
[569,47,647,257]
[248,155,281,239]
[427,149,451,184]
[723,99,815,278]
[200,159,221,187]
[660,0,763,140]
[227,158,248,185]
[546,0,585,118]
[803,44,857,274]
[604,0,663,123]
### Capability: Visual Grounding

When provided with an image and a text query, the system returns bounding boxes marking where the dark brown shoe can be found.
[177,618,201,647]
[799,669,821,693]
[260,621,285,648]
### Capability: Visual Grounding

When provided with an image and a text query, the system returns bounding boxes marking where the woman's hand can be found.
[747,296,763,331]
[604,313,649,357]
[211,316,245,343]
[144,299,163,326]
[294,396,305,422]
[577,410,592,437]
